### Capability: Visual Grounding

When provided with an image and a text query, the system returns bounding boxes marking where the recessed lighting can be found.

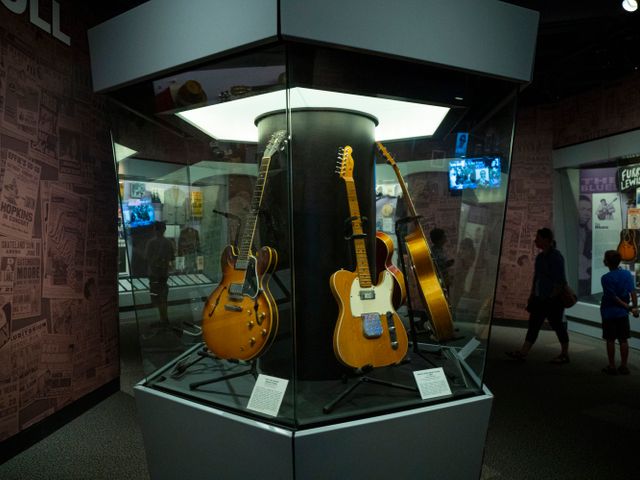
[177,87,450,143]
[623,0,637,12]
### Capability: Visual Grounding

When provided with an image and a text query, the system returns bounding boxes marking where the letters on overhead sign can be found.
[1,0,70,46]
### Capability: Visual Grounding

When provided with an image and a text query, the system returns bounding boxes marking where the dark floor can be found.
[0,325,638,479]
[482,326,640,480]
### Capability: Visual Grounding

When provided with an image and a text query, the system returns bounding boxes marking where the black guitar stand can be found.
[168,344,210,379]
[343,215,368,241]
[322,366,418,414]
[257,207,292,304]
[212,208,241,246]
[159,342,257,388]
[394,216,442,369]
[187,348,258,390]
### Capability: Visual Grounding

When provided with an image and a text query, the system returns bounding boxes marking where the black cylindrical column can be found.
[257,109,377,379]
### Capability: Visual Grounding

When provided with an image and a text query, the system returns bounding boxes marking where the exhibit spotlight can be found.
[622,0,638,12]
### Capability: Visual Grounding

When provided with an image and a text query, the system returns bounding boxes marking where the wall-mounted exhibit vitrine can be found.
[553,128,640,350]
[89,1,538,478]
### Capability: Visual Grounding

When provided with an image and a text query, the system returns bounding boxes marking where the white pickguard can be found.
[349,271,395,317]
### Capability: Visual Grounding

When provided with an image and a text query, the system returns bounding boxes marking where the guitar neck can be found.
[377,142,431,245]
[344,179,373,288]
[390,163,419,219]
[236,156,271,267]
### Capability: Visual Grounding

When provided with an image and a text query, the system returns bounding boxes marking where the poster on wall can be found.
[43,185,88,299]
[617,164,640,192]
[30,89,59,169]
[11,320,55,431]
[0,257,14,351]
[190,191,203,218]
[591,192,623,294]
[3,66,38,141]
[0,150,41,240]
[579,168,618,296]
[57,128,83,184]
[0,239,42,321]
[628,208,640,229]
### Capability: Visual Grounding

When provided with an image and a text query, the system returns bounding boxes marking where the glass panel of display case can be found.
[110,41,517,428]
[558,152,640,307]
[278,44,517,423]
[111,46,298,425]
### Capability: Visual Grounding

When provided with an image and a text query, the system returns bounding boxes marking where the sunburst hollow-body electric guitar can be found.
[330,146,409,369]
[376,142,454,341]
[202,130,287,361]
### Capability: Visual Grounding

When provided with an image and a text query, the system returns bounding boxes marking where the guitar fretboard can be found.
[236,158,271,268]
[378,142,432,255]
[345,179,372,288]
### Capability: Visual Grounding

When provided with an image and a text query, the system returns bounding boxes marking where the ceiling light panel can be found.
[177,87,450,143]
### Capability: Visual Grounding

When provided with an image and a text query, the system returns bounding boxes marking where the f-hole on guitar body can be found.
[202,130,286,361]
[202,245,278,360]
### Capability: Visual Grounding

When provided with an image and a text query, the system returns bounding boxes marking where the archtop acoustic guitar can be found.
[202,130,287,360]
[330,146,409,369]
[376,142,454,341]
[375,230,407,309]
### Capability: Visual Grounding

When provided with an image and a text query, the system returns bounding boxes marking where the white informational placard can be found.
[457,337,481,360]
[246,374,289,417]
[413,368,453,401]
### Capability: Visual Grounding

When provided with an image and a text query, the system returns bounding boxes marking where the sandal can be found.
[550,354,570,364]
[505,351,526,361]
[617,366,630,375]
[602,366,618,375]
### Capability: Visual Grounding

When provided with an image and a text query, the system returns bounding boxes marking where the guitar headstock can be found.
[376,142,397,167]
[263,130,288,158]
[335,146,354,181]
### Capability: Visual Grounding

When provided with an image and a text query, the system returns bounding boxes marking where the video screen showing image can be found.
[448,156,501,190]
[122,200,155,227]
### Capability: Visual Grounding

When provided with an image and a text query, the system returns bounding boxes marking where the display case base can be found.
[135,381,492,480]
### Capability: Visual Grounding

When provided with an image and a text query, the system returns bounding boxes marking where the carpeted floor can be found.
[0,325,638,479]
[482,326,640,480]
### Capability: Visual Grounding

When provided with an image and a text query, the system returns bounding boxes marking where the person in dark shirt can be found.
[429,228,454,290]
[506,228,570,363]
[145,221,175,326]
[600,250,638,375]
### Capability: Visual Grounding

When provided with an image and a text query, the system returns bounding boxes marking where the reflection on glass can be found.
[111,44,517,428]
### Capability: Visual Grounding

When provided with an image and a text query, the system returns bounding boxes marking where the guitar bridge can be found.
[386,311,399,350]
[362,313,383,338]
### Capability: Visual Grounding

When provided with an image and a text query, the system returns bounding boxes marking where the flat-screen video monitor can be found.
[448,156,501,191]
[122,199,155,227]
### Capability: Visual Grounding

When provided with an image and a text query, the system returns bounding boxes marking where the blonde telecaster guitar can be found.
[330,146,409,369]
[376,142,454,341]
